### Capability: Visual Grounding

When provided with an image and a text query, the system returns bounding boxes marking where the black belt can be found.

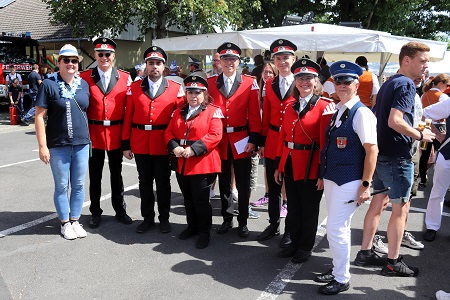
[224,125,248,133]
[284,141,317,150]
[175,139,196,146]
[88,119,123,126]
[269,124,281,132]
[132,123,168,130]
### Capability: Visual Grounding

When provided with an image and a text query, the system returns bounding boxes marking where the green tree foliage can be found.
[240,0,450,40]
[43,0,243,38]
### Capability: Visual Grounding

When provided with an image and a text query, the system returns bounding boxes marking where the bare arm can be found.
[388,107,434,142]
[35,106,50,164]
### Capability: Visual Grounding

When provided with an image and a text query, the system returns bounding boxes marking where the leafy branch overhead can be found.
[44,0,450,41]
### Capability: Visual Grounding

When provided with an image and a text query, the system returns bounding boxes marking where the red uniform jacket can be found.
[80,68,129,150]
[261,76,296,160]
[207,73,262,160]
[122,77,184,155]
[165,104,223,175]
[276,96,335,181]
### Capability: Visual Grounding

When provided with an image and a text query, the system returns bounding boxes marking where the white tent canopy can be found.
[153,23,447,78]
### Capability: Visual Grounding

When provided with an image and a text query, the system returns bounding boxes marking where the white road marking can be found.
[0,183,139,238]
[0,158,40,169]
[257,217,328,300]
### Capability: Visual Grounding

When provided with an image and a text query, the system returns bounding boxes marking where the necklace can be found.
[54,73,81,99]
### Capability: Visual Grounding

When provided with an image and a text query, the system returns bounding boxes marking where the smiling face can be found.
[95,51,115,72]
[295,75,318,98]
[262,65,275,82]
[58,56,79,76]
[186,90,205,107]
[334,79,359,102]
[274,54,295,76]
[220,56,239,77]
[146,59,165,82]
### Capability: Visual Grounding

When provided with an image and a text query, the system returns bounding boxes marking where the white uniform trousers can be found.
[324,179,359,284]
[425,153,450,231]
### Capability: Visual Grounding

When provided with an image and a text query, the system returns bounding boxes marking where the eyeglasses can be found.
[221,57,239,62]
[62,58,79,64]
[98,52,112,58]
[295,76,314,82]
[334,81,353,86]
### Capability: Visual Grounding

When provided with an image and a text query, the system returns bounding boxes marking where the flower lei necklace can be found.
[54,73,81,99]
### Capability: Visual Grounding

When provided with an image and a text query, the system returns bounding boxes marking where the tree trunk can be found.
[155,0,167,39]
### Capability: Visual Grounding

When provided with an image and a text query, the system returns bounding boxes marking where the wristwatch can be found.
[362,180,370,187]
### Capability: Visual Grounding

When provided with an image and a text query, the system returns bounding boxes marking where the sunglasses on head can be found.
[62,58,79,64]
[98,52,112,58]
[334,81,353,86]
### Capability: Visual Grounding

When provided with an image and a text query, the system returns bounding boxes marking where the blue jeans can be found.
[23,93,36,121]
[49,144,89,221]
[373,155,414,203]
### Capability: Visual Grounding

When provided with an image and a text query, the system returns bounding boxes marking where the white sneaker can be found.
[61,222,77,240]
[401,231,424,250]
[372,234,388,254]
[436,290,450,300]
[232,188,238,203]
[71,221,87,238]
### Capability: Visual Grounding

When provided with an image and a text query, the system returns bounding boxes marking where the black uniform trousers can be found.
[134,154,171,222]
[176,172,216,236]
[265,157,282,226]
[218,144,251,226]
[283,156,323,252]
[89,148,126,217]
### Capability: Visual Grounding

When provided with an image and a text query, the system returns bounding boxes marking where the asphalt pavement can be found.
[0,106,449,300]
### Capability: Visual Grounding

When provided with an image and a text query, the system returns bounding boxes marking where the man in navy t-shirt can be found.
[355,42,435,277]
[22,64,42,125]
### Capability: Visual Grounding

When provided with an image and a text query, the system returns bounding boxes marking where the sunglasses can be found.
[334,81,353,86]
[62,58,79,64]
[98,52,112,58]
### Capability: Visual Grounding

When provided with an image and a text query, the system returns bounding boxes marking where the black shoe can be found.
[136,219,154,233]
[354,250,385,266]
[381,256,419,277]
[318,280,350,295]
[314,269,335,283]
[278,245,298,258]
[196,234,211,249]
[159,220,172,233]
[257,224,280,241]
[89,215,102,228]
[423,229,437,241]
[178,226,198,240]
[217,221,233,234]
[279,231,292,248]
[292,250,311,264]
[238,225,249,238]
[115,214,133,225]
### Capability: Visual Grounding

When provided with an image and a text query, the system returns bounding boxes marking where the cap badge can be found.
[102,38,107,42]
[152,46,157,50]
[101,44,108,49]
[301,67,307,71]
[227,43,231,47]
[278,40,283,44]
[226,49,233,54]
[192,76,196,80]
[191,83,197,87]
[340,63,346,68]
[301,60,306,65]
[278,46,285,51]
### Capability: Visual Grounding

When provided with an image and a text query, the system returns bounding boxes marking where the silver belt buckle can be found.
[287,142,294,149]
[103,120,111,126]
[226,127,234,133]
[180,139,187,146]
[144,125,153,130]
